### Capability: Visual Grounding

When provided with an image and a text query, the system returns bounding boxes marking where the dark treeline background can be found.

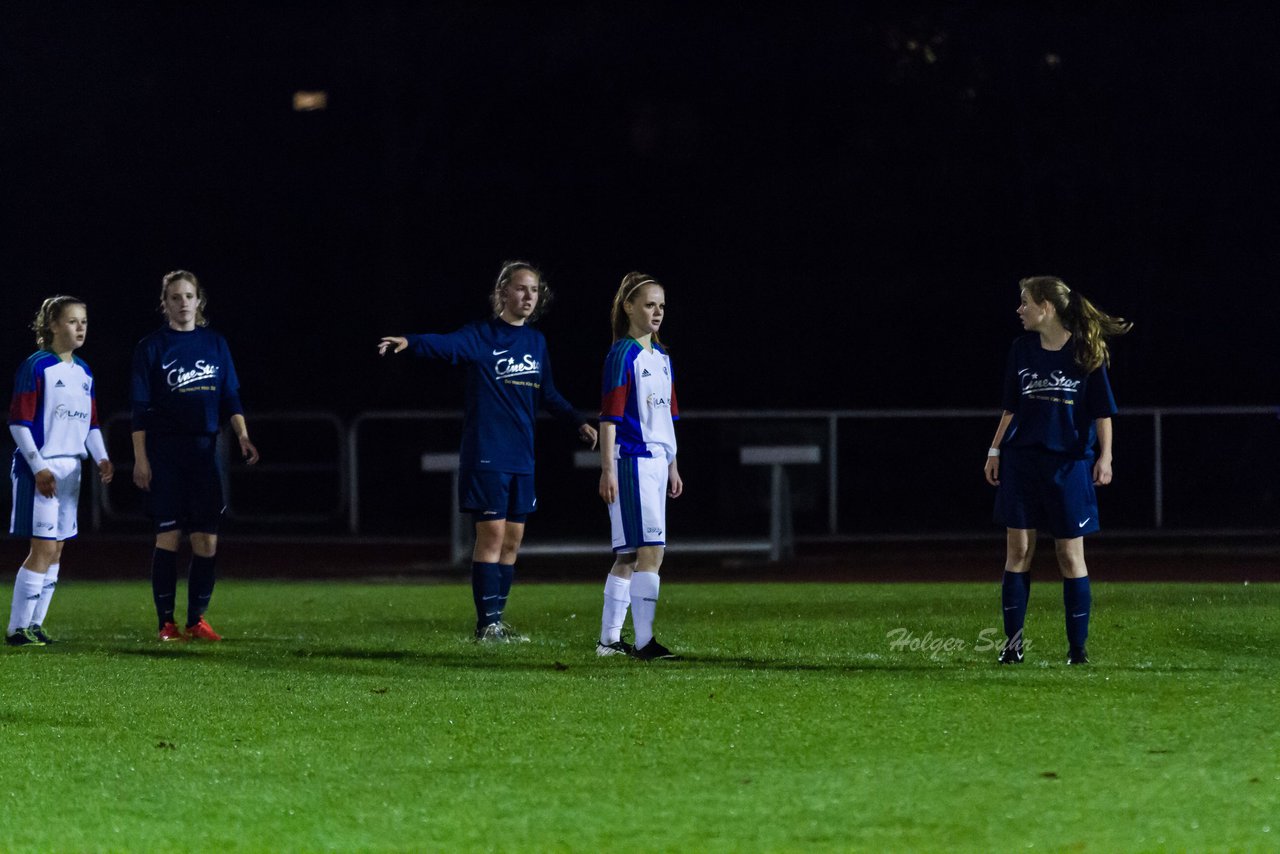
[3,2,1277,422]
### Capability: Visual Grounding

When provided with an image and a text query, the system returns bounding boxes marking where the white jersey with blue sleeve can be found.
[600,338,678,462]
[9,351,102,468]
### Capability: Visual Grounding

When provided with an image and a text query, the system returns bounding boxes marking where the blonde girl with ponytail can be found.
[596,272,683,660]
[983,276,1131,667]
[7,295,113,646]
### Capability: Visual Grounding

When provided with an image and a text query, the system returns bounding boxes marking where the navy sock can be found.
[1001,570,1031,649]
[471,562,502,628]
[187,555,217,627]
[497,563,515,621]
[151,548,179,628]
[1063,576,1091,652]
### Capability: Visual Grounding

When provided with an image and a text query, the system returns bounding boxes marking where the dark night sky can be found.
[3,2,1278,420]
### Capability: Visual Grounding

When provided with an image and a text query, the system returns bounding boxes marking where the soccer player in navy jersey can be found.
[379,261,598,642]
[984,276,1132,665]
[596,272,683,660]
[7,296,113,646]
[131,271,260,642]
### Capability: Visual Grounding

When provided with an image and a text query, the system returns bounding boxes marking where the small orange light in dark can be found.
[293,91,328,111]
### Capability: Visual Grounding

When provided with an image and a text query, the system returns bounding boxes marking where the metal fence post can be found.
[1153,411,1163,528]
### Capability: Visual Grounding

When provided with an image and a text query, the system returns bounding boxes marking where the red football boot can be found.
[185,617,222,642]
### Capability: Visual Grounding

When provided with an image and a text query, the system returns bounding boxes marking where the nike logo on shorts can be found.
[1078,518,1091,528]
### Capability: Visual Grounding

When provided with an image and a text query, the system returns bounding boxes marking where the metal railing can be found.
[82,406,1278,539]
[99,411,347,525]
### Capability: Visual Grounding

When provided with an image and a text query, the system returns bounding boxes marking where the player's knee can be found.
[31,538,59,558]
[155,531,181,552]
[23,539,59,572]
[1005,537,1035,569]
[190,532,218,557]
[1056,556,1087,578]
[473,523,503,546]
[1005,552,1032,572]
[636,546,664,573]
[1052,544,1087,577]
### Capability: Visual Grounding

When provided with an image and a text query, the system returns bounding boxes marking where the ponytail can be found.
[1020,276,1132,372]
[1063,290,1133,372]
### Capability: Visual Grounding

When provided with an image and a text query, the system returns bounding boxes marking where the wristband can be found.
[987,448,1001,457]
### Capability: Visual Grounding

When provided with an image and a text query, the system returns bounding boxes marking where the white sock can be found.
[600,574,632,645]
[31,563,59,628]
[8,568,45,635]
[630,571,661,649]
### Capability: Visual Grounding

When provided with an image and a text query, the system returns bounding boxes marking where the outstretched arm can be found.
[380,328,475,364]
[378,336,408,356]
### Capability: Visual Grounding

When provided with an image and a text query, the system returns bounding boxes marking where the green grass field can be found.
[1,579,1276,852]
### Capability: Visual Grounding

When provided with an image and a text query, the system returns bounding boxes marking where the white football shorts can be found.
[609,455,668,552]
[11,455,82,541]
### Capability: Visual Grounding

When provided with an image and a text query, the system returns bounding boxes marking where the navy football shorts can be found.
[147,434,225,535]
[994,447,1099,539]
[460,469,534,523]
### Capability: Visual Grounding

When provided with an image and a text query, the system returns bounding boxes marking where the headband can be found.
[624,279,657,301]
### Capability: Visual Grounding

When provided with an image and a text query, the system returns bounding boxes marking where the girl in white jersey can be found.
[7,296,114,646]
[596,272,683,660]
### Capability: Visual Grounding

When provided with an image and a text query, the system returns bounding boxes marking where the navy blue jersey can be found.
[131,327,244,436]
[405,318,584,473]
[1000,334,1117,459]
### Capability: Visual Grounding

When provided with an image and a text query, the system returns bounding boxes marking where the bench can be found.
[739,445,822,561]
[424,446,815,565]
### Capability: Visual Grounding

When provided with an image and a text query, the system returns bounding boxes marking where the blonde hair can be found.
[1020,275,1132,372]
[31,295,85,349]
[489,260,552,322]
[610,271,664,345]
[161,269,209,327]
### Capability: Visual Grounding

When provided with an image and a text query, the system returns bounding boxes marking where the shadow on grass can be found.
[0,708,100,729]
[97,646,207,658]
[249,646,968,674]
[675,653,956,673]
[72,641,1246,677]
[270,648,1251,676]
